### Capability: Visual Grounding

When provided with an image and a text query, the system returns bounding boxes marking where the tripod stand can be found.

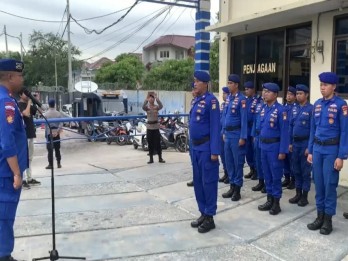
[32,112,85,261]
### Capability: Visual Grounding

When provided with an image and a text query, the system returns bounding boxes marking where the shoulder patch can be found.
[342,105,348,116]
[5,101,15,124]
[283,111,287,120]
[241,100,246,108]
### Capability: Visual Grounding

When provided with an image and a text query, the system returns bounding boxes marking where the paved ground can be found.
[12,128,348,260]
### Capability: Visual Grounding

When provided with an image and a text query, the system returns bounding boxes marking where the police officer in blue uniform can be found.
[189,71,220,233]
[0,59,28,261]
[288,84,313,207]
[187,82,197,187]
[221,74,247,201]
[218,86,229,183]
[251,89,266,192]
[244,81,260,180]
[307,72,348,235]
[283,86,297,189]
[258,83,289,215]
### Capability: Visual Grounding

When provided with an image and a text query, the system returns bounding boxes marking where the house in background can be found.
[142,35,195,68]
[77,57,114,82]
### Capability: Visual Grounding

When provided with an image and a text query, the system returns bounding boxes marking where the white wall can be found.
[143,46,188,64]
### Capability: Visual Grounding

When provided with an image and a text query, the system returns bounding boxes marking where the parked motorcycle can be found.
[106,122,128,145]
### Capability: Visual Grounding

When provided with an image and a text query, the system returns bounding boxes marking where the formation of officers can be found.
[189,70,348,236]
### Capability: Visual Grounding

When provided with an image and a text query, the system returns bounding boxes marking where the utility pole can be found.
[19,32,23,61]
[67,0,73,102]
[4,25,8,57]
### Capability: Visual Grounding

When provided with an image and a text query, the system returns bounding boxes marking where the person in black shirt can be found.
[18,89,41,187]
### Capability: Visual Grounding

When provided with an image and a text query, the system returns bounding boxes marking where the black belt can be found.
[192,136,210,146]
[225,125,241,131]
[293,136,309,142]
[147,120,158,124]
[260,137,280,144]
[314,137,339,146]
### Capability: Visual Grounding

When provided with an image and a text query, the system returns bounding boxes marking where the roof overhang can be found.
[207,0,347,35]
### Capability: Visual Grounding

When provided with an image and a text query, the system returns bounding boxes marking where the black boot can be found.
[244,168,254,179]
[219,169,228,182]
[307,211,324,230]
[261,186,267,193]
[187,180,194,187]
[222,184,235,198]
[158,154,165,163]
[287,177,295,190]
[223,176,230,184]
[289,188,302,204]
[251,169,258,180]
[269,198,281,215]
[57,162,62,168]
[147,155,154,164]
[320,214,333,235]
[282,176,290,187]
[198,215,215,233]
[297,191,309,207]
[343,212,348,219]
[191,214,205,228]
[231,185,241,201]
[258,195,273,211]
[252,179,264,192]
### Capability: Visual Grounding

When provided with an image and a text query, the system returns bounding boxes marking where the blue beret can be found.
[296,84,309,93]
[0,58,24,72]
[263,82,279,93]
[194,71,210,82]
[222,87,229,94]
[48,99,55,107]
[244,81,254,89]
[228,74,240,83]
[319,72,338,84]
[288,86,296,95]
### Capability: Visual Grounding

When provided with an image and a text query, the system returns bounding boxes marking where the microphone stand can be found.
[32,109,85,261]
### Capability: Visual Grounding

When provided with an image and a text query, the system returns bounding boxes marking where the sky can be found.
[0,0,219,62]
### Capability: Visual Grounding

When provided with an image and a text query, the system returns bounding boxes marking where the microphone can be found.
[22,88,42,108]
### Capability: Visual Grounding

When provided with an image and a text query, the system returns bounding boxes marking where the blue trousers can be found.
[284,152,293,178]
[312,150,339,216]
[254,137,264,179]
[192,150,219,216]
[225,137,246,187]
[220,135,226,171]
[246,135,254,168]
[261,148,284,198]
[292,145,312,191]
[0,177,21,257]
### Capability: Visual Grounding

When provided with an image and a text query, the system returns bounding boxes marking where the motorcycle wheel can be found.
[176,135,188,152]
[142,137,149,151]
[116,135,127,146]
[133,142,138,149]
[107,137,112,145]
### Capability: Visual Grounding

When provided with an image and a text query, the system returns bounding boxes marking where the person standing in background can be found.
[120,89,128,114]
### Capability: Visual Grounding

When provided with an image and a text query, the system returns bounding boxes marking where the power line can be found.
[71,0,140,35]
[5,33,27,53]
[56,7,67,38]
[161,7,186,35]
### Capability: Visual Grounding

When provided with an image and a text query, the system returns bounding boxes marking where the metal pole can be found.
[19,32,23,61]
[4,25,8,57]
[67,0,73,102]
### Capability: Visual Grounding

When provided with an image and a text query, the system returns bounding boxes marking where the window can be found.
[160,51,169,58]
[175,50,184,60]
[334,16,348,94]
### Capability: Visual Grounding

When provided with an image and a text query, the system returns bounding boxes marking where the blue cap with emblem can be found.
[288,86,296,95]
[244,81,254,89]
[222,86,229,94]
[194,71,210,82]
[0,58,24,72]
[296,84,309,93]
[228,74,240,83]
[319,72,338,84]
[263,82,279,93]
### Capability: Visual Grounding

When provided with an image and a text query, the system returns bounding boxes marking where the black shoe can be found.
[57,163,62,168]
[222,184,235,198]
[282,176,290,187]
[28,178,41,185]
[0,256,18,261]
[269,198,281,215]
[258,195,273,211]
[148,155,154,164]
[287,177,295,190]
[187,180,194,187]
[252,180,264,191]
[45,165,53,169]
[22,181,30,190]
[307,211,324,230]
[159,157,166,163]
[231,185,241,201]
[343,212,348,219]
[198,216,215,233]
[250,169,258,180]
[223,176,230,184]
[219,170,228,182]
[244,168,255,179]
[191,214,205,228]
[289,188,302,204]
[261,186,267,193]
[297,191,309,207]
[320,214,333,235]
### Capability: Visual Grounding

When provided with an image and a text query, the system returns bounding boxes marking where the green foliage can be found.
[143,59,194,91]
[0,51,22,60]
[210,39,219,92]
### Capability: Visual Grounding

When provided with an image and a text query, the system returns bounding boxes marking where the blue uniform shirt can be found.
[189,92,221,155]
[224,92,247,140]
[220,100,228,135]
[0,86,28,177]
[246,94,261,136]
[308,95,348,159]
[260,101,289,154]
[251,100,264,138]
[289,102,313,147]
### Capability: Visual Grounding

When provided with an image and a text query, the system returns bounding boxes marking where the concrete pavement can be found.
[12,128,348,260]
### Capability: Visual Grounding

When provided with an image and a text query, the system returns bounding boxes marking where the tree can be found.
[210,39,219,92]
[0,51,22,60]
[143,59,194,91]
